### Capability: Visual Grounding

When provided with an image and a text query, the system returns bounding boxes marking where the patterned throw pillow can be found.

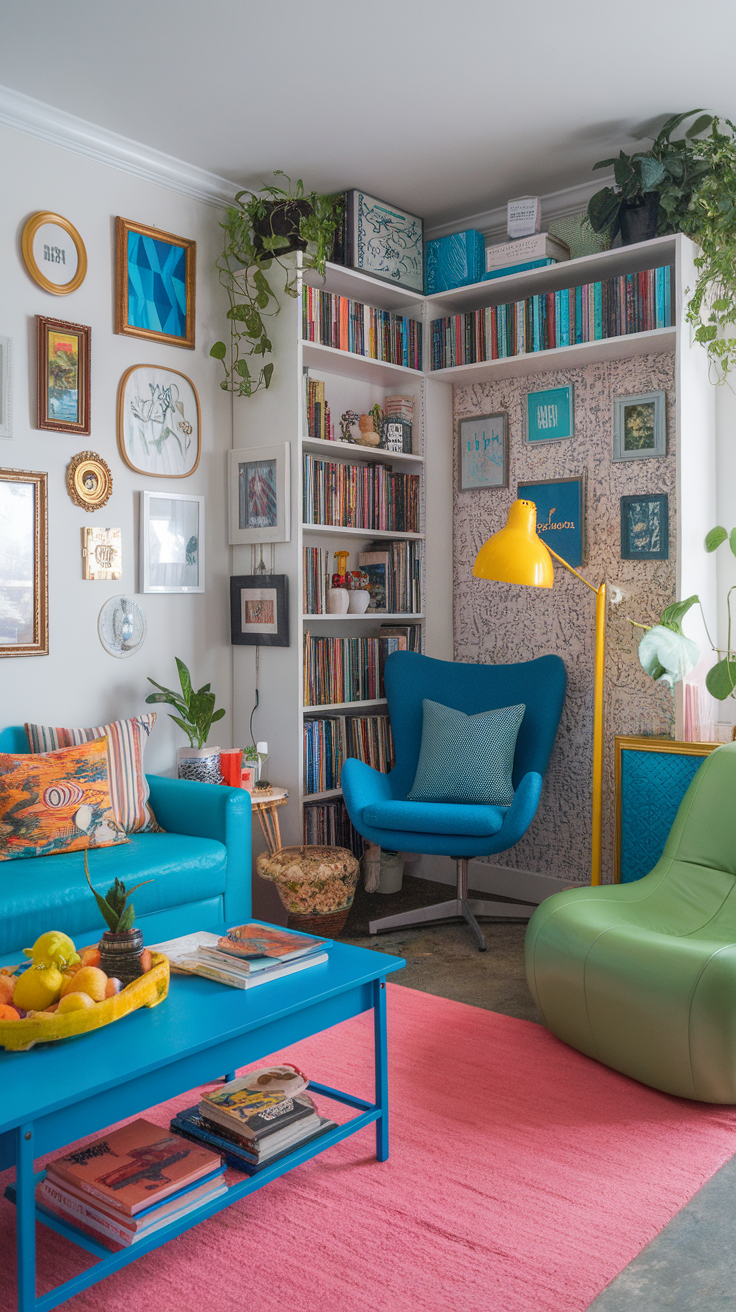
[0,738,128,862]
[25,714,160,834]
[408,699,526,807]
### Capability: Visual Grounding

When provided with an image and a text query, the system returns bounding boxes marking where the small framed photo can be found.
[458,413,508,490]
[0,337,11,439]
[228,443,290,545]
[82,527,122,581]
[140,490,204,593]
[230,575,289,647]
[115,217,196,349]
[0,468,48,657]
[37,316,90,435]
[620,493,669,560]
[518,474,586,567]
[117,364,201,478]
[613,391,666,461]
[526,384,574,443]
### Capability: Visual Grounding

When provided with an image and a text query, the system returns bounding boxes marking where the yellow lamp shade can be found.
[472,499,554,588]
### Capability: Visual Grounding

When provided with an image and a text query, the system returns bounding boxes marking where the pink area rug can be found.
[3,984,736,1312]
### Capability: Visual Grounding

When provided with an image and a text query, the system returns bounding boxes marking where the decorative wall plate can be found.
[82,527,122,581]
[98,596,147,659]
[21,212,87,295]
[117,365,201,478]
[66,451,113,511]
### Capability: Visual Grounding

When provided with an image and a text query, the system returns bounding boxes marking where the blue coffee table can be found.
[1,929,405,1312]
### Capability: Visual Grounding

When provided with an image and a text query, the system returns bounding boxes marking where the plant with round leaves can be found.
[636,595,701,688]
[145,656,225,749]
[700,526,736,698]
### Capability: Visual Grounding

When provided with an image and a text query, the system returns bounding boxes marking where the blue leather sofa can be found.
[0,726,251,964]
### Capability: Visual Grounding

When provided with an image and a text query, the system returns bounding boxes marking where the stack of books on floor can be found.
[150,923,329,989]
[172,1064,337,1175]
[37,1119,226,1252]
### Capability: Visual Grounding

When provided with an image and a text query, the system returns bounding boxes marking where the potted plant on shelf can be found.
[211,172,344,397]
[84,852,152,984]
[145,657,226,783]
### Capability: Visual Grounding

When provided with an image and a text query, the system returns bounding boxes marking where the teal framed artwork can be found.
[517,474,586,567]
[526,384,574,443]
[458,412,508,490]
[620,493,669,560]
[115,217,196,349]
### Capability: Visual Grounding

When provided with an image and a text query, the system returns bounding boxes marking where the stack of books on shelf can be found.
[304,372,334,440]
[303,545,423,616]
[303,797,365,856]
[302,286,422,370]
[172,1065,337,1176]
[303,545,331,614]
[430,264,673,370]
[36,1119,226,1252]
[302,452,420,533]
[303,713,395,795]
[304,633,380,705]
[482,232,569,282]
[150,923,329,990]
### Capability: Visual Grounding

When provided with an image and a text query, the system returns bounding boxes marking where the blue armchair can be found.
[342,651,566,950]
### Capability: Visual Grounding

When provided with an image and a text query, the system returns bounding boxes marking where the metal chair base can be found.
[368,859,534,951]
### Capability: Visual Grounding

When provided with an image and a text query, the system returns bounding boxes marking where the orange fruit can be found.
[0,1004,19,1020]
[80,946,101,969]
[60,966,107,1003]
[104,978,122,998]
[57,991,95,1014]
[0,976,15,1007]
[140,950,152,973]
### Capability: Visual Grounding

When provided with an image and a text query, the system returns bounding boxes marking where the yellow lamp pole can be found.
[473,499,606,887]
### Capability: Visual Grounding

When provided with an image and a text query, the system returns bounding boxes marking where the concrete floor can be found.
[338,872,736,1312]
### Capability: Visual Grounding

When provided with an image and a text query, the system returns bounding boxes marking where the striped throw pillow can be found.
[25,714,160,834]
[408,699,525,807]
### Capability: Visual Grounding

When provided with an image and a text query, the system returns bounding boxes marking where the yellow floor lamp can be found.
[473,498,606,886]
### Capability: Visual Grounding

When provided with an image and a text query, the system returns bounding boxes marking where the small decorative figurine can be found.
[339,410,361,443]
[355,414,381,447]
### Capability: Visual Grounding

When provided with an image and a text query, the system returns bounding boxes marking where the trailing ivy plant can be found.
[211,173,344,397]
[679,120,736,382]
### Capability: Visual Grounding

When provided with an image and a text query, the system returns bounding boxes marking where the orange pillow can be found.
[0,738,128,862]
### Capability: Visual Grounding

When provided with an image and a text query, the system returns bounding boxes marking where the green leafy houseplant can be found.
[211,173,344,397]
[145,657,225,748]
[84,851,151,934]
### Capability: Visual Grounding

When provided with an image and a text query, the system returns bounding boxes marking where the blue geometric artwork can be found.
[127,232,187,338]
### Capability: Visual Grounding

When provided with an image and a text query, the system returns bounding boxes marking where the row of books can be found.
[304,373,334,441]
[303,798,365,857]
[429,265,674,370]
[303,713,394,795]
[302,286,423,370]
[303,453,420,534]
[303,625,421,706]
[302,545,423,616]
[151,922,329,990]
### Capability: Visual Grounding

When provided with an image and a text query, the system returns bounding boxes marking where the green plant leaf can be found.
[705,525,728,552]
[168,714,196,744]
[117,904,135,933]
[706,658,736,700]
[175,657,193,707]
[83,852,119,932]
[235,359,251,378]
[263,363,274,388]
[210,341,227,360]
[588,188,621,234]
[686,114,714,138]
[660,595,700,633]
[210,707,226,723]
[639,158,666,191]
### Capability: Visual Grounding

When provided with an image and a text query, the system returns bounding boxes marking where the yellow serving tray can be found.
[0,952,170,1052]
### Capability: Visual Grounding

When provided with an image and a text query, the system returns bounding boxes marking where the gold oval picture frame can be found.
[117,364,201,478]
[21,212,87,296]
[66,451,113,512]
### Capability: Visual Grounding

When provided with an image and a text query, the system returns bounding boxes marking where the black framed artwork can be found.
[230,574,289,646]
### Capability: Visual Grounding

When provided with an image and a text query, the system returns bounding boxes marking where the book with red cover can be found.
[45,1118,222,1216]
[217,923,327,962]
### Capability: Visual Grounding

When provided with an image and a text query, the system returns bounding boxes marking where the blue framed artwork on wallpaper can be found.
[517,475,585,567]
[458,412,508,490]
[115,217,196,349]
[620,493,669,559]
[526,384,574,442]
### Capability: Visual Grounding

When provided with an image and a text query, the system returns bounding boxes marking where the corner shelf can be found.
[303,787,344,802]
[303,341,423,388]
[303,699,388,714]
[430,327,676,386]
[302,524,424,541]
[302,613,424,622]
[302,436,424,466]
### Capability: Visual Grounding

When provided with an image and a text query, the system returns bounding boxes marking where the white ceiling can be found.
[2,0,735,229]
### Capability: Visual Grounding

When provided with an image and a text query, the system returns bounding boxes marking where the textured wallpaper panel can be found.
[453,352,676,884]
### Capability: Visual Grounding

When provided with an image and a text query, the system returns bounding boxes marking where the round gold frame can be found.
[66,452,113,512]
[21,212,88,295]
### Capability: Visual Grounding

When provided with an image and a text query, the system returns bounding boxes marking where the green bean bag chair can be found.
[526,742,736,1102]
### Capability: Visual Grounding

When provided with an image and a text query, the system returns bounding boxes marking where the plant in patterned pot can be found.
[145,656,226,783]
[84,851,153,984]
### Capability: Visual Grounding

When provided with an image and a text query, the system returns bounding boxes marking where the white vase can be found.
[347,589,371,614]
[327,588,350,614]
[177,746,222,784]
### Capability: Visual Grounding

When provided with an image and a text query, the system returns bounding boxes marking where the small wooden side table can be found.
[250,786,289,855]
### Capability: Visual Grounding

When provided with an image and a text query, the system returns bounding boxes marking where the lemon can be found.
[57,991,95,1014]
[13,964,64,1011]
[23,931,80,971]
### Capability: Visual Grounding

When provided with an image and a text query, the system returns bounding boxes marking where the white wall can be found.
[0,123,233,773]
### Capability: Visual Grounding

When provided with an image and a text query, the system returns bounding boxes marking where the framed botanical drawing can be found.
[0,337,11,439]
[620,493,669,560]
[115,218,196,349]
[0,468,48,657]
[118,365,200,478]
[526,384,574,443]
[21,212,87,295]
[458,413,508,490]
[517,474,586,567]
[140,491,204,594]
[37,317,90,435]
[613,391,666,461]
[230,575,289,647]
[228,443,290,545]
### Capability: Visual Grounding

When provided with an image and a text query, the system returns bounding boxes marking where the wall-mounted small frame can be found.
[526,384,574,443]
[0,337,11,440]
[140,490,204,594]
[82,527,122,581]
[0,467,48,657]
[230,574,289,647]
[117,364,201,478]
[66,452,113,512]
[518,474,586,567]
[613,391,667,461]
[37,316,91,435]
[458,412,508,490]
[115,217,196,349]
[228,443,290,545]
[21,212,87,295]
[620,492,669,560]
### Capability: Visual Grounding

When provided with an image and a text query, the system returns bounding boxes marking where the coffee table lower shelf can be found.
[6,1080,378,1312]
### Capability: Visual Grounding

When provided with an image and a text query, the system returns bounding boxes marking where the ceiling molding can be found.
[0,83,240,208]
[425,174,616,243]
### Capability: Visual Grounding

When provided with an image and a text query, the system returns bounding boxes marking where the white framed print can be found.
[0,338,11,439]
[140,490,204,594]
[228,442,290,545]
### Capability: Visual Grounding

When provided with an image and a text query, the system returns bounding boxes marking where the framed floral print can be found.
[0,468,48,657]
[115,217,196,349]
[228,443,290,545]
[37,317,90,435]
[117,365,200,478]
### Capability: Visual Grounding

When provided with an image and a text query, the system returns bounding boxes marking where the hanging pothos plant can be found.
[211,173,344,397]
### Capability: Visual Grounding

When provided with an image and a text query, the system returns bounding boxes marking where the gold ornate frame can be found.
[613,735,719,883]
[0,468,48,657]
[117,364,201,478]
[115,217,196,349]
[21,212,87,295]
[66,451,113,512]
[37,316,91,435]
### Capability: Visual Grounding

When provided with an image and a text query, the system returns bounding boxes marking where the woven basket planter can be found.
[257,844,360,936]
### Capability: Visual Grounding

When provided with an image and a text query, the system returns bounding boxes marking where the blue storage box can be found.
[424,230,485,294]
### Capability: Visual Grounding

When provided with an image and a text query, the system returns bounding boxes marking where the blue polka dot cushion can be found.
[407,699,525,806]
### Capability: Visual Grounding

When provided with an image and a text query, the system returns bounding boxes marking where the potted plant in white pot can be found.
[145,657,226,783]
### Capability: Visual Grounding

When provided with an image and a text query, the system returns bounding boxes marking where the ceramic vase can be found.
[326,588,350,615]
[347,589,371,614]
[98,927,144,985]
[177,746,222,784]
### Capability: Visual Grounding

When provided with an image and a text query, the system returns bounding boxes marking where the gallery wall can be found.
[0,123,234,774]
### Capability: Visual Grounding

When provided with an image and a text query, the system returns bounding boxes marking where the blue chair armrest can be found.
[494,772,543,849]
[341,758,393,822]
[146,775,252,924]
